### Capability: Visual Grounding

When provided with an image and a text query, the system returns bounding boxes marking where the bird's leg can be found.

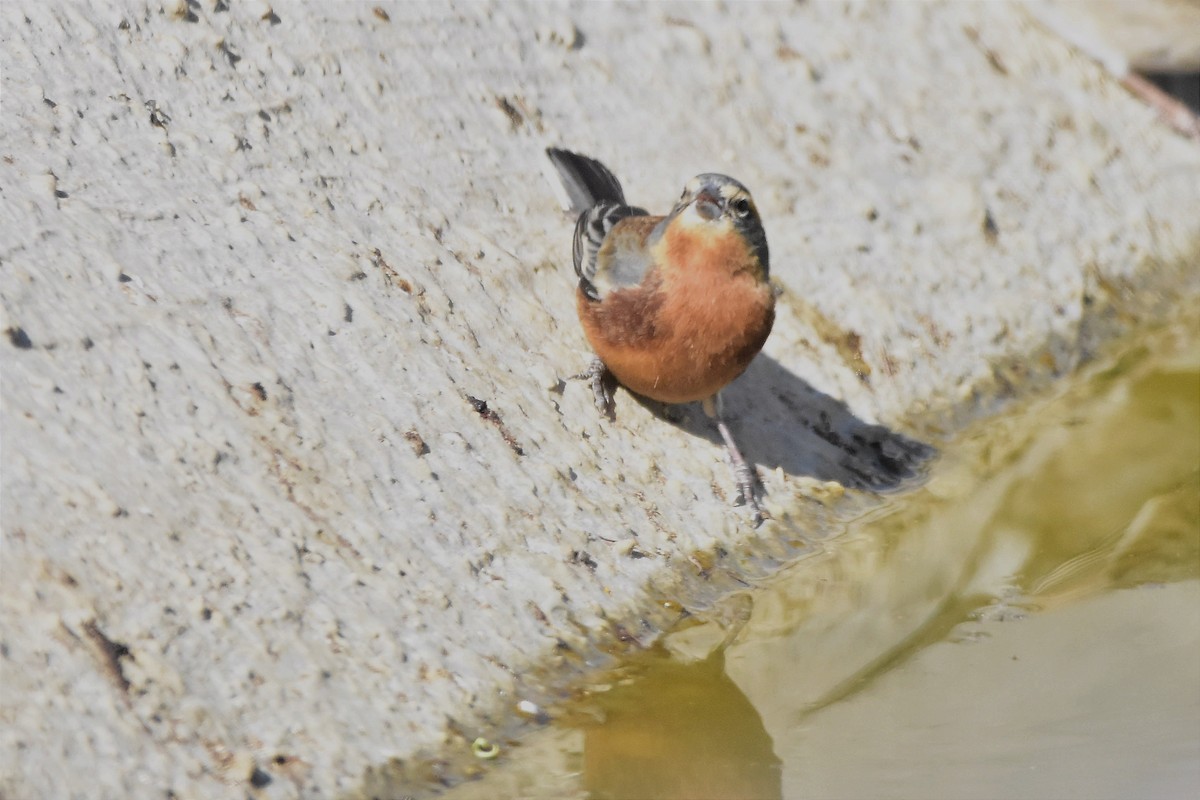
[572,356,616,421]
[703,394,767,526]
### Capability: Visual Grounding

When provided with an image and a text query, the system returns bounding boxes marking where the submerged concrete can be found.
[2,2,1198,797]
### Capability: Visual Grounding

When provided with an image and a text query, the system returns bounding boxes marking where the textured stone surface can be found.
[2,1,1198,797]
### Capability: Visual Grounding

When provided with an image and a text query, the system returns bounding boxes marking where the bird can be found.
[546,147,776,524]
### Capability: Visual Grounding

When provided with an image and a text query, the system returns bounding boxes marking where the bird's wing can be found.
[546,147,659,300]
[573,204,656,300]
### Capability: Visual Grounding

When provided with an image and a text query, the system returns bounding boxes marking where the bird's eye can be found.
[731,198,752,218]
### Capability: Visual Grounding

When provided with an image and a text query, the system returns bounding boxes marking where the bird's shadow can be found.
[629,355,937,492]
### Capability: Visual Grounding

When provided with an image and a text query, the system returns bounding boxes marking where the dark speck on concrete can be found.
[7,327,33,349]
[248,766,272,788]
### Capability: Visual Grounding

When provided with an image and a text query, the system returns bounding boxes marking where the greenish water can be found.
[444,323,1200,800]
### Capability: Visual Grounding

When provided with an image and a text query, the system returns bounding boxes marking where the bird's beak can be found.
[694,190,721,220]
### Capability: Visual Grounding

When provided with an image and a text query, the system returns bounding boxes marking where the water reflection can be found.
[582,650,781,800]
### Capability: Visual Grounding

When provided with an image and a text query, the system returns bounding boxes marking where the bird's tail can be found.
[545,148,626,212]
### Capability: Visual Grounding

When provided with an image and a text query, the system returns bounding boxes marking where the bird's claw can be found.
[572,356,616,421]
[714,412,768,527]
[731,460,769,527]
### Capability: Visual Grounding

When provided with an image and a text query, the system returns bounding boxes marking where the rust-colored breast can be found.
[576,220,774,404]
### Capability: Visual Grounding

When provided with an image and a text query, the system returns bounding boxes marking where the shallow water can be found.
[444,322,1200,800]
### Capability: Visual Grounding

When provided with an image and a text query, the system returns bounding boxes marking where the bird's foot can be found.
[730,458,769,528]
[714,413,769,527]
[571,356,616,421]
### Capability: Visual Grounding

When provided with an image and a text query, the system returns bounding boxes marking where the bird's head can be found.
[670,173,769,276]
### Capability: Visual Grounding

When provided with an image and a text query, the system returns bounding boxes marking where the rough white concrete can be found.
[1,1,1197,798]
[1025,0,1200,74]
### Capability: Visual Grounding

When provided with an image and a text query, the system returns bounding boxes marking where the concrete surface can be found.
[1,1,1198,798]
[1025,0,1200,74]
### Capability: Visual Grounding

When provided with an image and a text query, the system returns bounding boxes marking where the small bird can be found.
[546,148,776,524]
